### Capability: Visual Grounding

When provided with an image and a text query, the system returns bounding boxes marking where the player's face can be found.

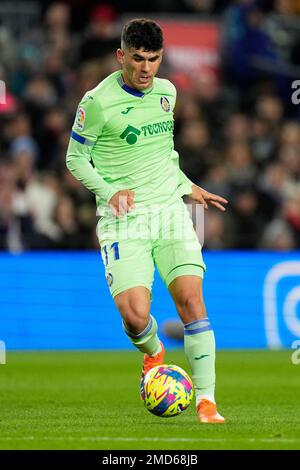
[117,47,163,91]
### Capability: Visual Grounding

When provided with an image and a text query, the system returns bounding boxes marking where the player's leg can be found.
[114,286,165,399]
[114,286,161,355]
[168,275,224,422]
[153,202,224,422]
[168,274,216,404]
[168,275,225,423]
[98,214,161,353]
[97,214,164,398]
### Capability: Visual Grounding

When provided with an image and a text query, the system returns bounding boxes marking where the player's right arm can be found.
[66,94,118,203]
[66,94,134,216]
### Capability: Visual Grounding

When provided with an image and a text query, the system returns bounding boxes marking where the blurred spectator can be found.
[38,106,68,170]
[183,0,216,14]
[44,2,72,57]
[176,119,211,181]
[52,194,84,249]
[250,116,277,167]
[229,184,265,248]
[8,113,39,188]
[255,94,284,129]
[278,144,300,179]
[260,218,296,250]
[79,4,120,63]
[281,189,300,245]
[204,210,233,249]
[200,161,232,199]
[0,18,17,69]
[224,113,250,144]
[258,162,295,205]
[223,0,278,90]
[174,93,203,129]
[264,0,300,68]
[226,142,257,185]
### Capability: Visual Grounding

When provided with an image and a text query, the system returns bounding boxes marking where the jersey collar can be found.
[117,73,153,98]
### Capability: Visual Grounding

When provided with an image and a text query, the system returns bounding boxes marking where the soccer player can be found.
[66,19,227,423]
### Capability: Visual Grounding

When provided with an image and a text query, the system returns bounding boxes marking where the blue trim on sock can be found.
[184,325,212,335]
[185,318,209,329]
[184,319,212,335]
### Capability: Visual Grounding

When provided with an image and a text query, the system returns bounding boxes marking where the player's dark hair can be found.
[121,19,163,52]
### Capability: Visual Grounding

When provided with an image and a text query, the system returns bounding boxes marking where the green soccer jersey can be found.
[66,70,193,215]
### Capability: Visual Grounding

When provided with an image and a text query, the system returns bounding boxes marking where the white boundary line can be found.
[0,436,297,443]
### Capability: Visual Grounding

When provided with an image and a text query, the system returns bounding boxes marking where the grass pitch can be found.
[0,350,299,450]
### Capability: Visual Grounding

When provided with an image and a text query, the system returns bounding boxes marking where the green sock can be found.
[184,318,216,405]
[123,315,161,356]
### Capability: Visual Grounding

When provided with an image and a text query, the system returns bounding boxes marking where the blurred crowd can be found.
[0,0,300,252]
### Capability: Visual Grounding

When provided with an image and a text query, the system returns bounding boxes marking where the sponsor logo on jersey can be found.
[74,107,86,131]
[141,120,173,136]
[121,107,134,114]
[160,96,170,112]
[120,125,141,145]
[120,120,174,144]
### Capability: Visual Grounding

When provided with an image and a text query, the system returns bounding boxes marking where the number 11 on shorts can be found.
[102,242,120,265]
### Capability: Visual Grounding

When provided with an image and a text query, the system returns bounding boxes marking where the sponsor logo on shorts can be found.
[160,96,170,112]
[106,272,113,287]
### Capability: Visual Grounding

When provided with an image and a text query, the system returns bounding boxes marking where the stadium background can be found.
[1,0,300,351]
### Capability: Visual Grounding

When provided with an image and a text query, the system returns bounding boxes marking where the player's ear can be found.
[117,48,124,65]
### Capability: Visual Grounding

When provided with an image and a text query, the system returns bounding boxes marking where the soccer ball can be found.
[143,364,194,417]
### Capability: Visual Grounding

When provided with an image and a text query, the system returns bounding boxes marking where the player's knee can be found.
[176,295,206,321]
[117,298,149,334]
[123,312,149,335]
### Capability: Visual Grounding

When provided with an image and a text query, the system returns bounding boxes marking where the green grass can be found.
[0,350,299,450]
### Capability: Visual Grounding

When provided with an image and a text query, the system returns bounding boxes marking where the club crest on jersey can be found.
[74,107,86,130]
[160,96,170,112]
[106,272,113,287]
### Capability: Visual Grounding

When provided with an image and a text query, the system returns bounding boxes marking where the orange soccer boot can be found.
[140,342,165,400]
[197,399,226,423]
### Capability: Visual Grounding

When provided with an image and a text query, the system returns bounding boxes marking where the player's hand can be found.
[189,185,228,211]
[108,189,135,217]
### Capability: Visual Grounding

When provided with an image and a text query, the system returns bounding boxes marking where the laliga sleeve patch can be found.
[74,106,86,131]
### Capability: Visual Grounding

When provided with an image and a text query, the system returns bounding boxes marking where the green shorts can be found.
[96,201,206,298]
